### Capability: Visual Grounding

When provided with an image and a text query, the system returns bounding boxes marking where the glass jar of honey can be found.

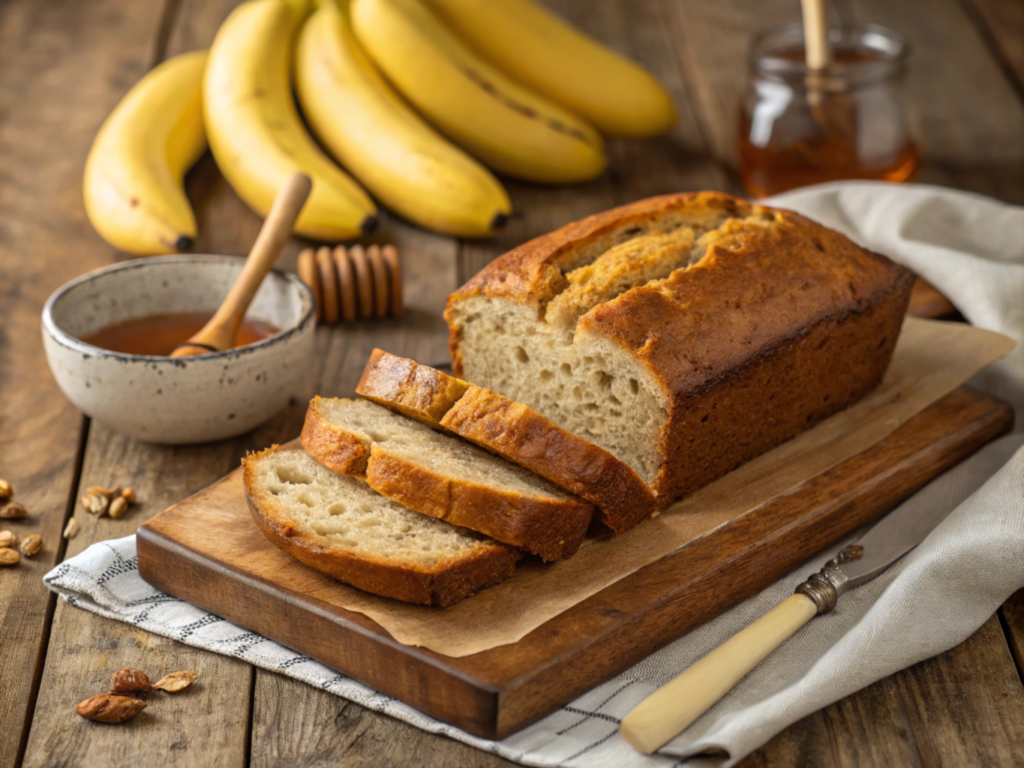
[737,23,920,198]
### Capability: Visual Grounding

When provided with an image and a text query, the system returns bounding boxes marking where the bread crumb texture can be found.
[446,191,911,496]
[245,446,506,570]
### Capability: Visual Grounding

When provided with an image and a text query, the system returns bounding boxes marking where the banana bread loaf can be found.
[445,191,913,504]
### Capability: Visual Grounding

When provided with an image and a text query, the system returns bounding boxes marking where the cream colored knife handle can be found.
[620,594,818,754]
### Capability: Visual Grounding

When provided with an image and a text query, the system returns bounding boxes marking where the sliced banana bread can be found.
[301,397,594,560]
[242,445,521,606]
[357,349,656,532]
[445,191,913,504]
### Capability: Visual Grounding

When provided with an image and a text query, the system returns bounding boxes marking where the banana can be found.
[204,0,377,240]
[422,0,676,139]
[83,51,208,255]
[295,0,511,237]
[350,0,607,184]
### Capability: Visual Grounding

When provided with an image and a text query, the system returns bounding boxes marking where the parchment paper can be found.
[176,318,1016,657]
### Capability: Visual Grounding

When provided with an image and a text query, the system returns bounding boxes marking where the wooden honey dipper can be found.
[297,244,404,323]
[171,173,312,358]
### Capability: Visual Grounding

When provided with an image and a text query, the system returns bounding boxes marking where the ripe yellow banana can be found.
[205,0,377,240]
[295,0,511,237]
[423,0,676,139]
[351,0,607,184]
[83,51,207,255]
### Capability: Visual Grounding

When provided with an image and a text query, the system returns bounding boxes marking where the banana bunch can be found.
[295,0,510,237]
[83,0,675,253]
[205,0,377,241]
[422,0,677,138]
[351,0,608,184]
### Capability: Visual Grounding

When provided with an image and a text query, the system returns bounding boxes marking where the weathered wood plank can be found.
[251,672,517,768]
[19,422,264,766]
[657,0,800,177]
[892,613,1024,765]
[19,0,264,764]
[0,0,176,763]
[966,0,1024,95]
[23,612,253,768]
[735,713,837,768]
[1000,589,1024,685]
[846,0,1024,203]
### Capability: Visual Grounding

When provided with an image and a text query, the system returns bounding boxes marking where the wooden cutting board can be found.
[137,385,1012,740]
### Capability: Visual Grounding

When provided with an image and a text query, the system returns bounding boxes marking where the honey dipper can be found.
[297,244,404,323]
[171,173,312,357]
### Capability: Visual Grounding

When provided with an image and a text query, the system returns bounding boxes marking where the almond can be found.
[152,671,197,692]
[77,694,146,723]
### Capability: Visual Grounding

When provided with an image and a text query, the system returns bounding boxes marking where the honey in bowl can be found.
[81,312,279,356]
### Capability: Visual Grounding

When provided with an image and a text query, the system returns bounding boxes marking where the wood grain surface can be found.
[0,0,171,764]
[2,0,1022,763]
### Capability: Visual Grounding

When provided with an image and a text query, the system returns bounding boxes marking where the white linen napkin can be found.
[44,182,1024,766]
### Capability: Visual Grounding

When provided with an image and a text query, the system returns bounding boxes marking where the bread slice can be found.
[301,397,594,560]
[353,349,471,427]
[357,349,657,532]
[242,445,521,606]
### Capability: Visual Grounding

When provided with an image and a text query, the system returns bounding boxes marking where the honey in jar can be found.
[738,24,920,198]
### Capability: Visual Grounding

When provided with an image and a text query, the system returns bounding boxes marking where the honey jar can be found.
[737,23,919,198]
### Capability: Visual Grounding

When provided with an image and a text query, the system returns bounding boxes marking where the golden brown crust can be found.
[439,386,656,532]
[651,275,912,500]
[578,208,909,399]
[301,397,595,561]
[357,350,657,532]
[300,397,371,474]
[242,446,521,607]
[445,191,914,503]
[356,349,469,426]
[447,191,746,313]
[366,444,592,562]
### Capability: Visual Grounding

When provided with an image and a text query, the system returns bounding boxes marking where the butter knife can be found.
[620,496,952,753]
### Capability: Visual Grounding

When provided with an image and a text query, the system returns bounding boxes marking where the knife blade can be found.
[834,492,951,588]
[620,497,954,754]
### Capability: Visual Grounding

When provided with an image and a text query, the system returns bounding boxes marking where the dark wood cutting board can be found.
[137,385,1012,740]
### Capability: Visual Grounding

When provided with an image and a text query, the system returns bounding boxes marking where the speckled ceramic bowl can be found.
[43,255,316,444]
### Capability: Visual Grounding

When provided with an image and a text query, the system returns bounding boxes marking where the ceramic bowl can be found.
[43,255,316,444]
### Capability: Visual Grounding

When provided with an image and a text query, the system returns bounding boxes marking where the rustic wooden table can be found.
[3,0,1023,765]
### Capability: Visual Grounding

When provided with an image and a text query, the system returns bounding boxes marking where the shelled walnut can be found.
[19,534,41,557]
[110,669,152,694]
